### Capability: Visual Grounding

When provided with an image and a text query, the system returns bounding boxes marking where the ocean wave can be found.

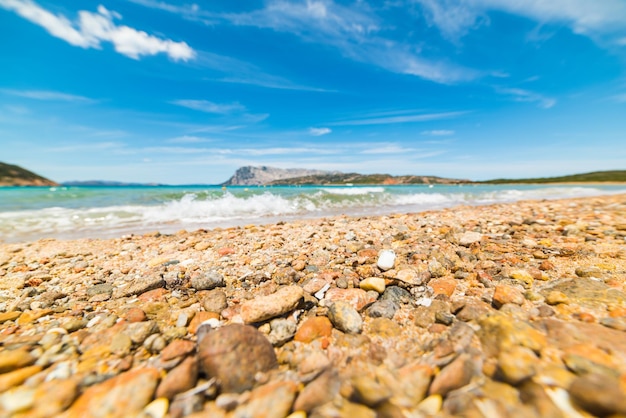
[1,185,625,242]
[318,186,386,195]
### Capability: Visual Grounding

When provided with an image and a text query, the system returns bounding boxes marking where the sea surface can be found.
[1,184,626,243]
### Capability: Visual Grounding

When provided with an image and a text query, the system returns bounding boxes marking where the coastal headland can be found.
[1,194,626,417]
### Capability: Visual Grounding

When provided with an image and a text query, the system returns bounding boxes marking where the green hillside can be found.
[482,170,626,184]
[0,162,58,186]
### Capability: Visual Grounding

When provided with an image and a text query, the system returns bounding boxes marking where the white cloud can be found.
[360,144,416,154]
[497,87,556,109]
[0,0,195,61]
[172,100,246,114]
[132,0,479,83]
[422,129,455,136]
[309,127,332,136]
[331,111,468,126]
[1,88,95,103]
[414,0,626,45]
[167,135,212,143]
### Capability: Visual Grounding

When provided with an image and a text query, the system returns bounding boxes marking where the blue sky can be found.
[1,0,625,184]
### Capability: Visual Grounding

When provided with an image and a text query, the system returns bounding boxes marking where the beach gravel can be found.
[1,194,626,417]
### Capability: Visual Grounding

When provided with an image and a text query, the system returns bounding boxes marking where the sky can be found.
[1,0,626,184]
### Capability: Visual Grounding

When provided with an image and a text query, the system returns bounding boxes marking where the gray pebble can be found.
[191,271,225,291]
[367,300,398,319]
[328,301,363,334]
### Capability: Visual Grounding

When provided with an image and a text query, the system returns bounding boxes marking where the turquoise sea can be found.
[1,184,626,243]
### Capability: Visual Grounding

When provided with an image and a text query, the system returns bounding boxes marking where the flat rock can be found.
[156,356,198,399]
[190,270,225,290]
[113,275,165,298]
[324,287,376,311]
[543,277,626,309]
[65,368,159,418]
[232,380,298,418]
[198,324,277,393]
[492,284,525,308]
[569,373,626,416]
[429,354,474,396]
[161,339,195,361]
[0,348,35,373]
[293,369,340,413]
[240,286,304,323]
[459,231,482,246]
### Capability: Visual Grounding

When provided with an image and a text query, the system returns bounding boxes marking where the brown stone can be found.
[137,287,169,302]
[232,380,298,418]
[294,316,333,343]
[188,311,219,334]
[156,356,198,399]
[198,324,277,393]
[240,285,304,323]
[125,307,147,322]
[569,373,626,416]
[114,275,165,299]
[324,287,377,311]
[429,278,456,297]
[293,369,340,413]
[0,311,20,324]
[0,365,42,392]
[199,289,228,314]
[65,368,159,418]
[429,354,474,396]
[161,339,196,361]
[492,284,525,308]
[0,348,35,373]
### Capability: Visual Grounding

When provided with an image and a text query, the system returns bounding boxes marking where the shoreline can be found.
[1,194,626,416]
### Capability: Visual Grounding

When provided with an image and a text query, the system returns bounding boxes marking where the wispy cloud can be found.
[414,0,626,45]
[196,51,329,91]
[131,0,479,84]
[309,127,332,136]
[1,88,96,103]
[331,111,469,126]
[45,141,126,153]
[360,144,417,154]
[171,99,246,114]
[167,135,213,143]
[496,87,556,109]
[422,129,455,136]
[0,0,195,61]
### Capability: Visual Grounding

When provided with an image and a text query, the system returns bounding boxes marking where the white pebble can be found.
[176,313,188,327]
[139,397,169,418]
[314,283,331,300]
[377,250,396,271]
[415,297,432,307]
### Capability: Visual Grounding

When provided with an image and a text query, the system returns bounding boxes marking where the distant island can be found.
[61,180,165,187]
[0,162,58,187]
[480,170,626,184]
[1,161,625,187]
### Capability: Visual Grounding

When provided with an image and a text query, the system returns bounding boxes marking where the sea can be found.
[1,184,626,243]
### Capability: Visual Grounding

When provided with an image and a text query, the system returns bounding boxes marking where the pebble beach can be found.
[1,193,626,417]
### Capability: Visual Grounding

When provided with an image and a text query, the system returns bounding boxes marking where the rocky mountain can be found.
[0,162,58,186]
[222,166,337,186]
[267,172,471,185]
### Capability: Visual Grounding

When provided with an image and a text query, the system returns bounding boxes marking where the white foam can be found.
[1,185,625,242]
[319,186,386,195]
